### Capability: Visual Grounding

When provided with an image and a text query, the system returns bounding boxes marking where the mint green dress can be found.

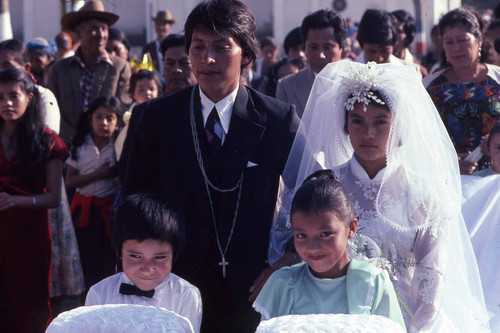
[253,259,406,331]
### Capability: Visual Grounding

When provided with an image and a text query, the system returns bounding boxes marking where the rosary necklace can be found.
[189,85,244,278]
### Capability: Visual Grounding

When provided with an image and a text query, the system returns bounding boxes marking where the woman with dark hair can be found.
[392,10,416,63]
[264,57,306,97]
[423,7,500,175]
[0,67,68,332]
[107,28,131,61]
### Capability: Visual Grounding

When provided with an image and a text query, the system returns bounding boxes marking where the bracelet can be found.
[32,196,36,207]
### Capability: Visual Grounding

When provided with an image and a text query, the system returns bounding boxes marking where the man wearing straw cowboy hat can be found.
[142,9,178,74]
[48,0,131,145]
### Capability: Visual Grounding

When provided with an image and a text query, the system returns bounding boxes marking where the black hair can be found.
[128,69,160,99]
[70,95,124,160]
[160,34,186,57]
[0,39,29,66]
[291,169,356,227]
[112,193,186,260]
[284,27,303,55]
[430,24,441,37]
[487,19,500,33]
[265,57,306,97]
[260,36,277,50]
[357,9,398,48]
[487,122,500,148]
[301,9,348,48]
[184,0,259,68]
[108,28,131,52]
[392,9,416,47]
[439,7,492,66]
[0,67,50,175]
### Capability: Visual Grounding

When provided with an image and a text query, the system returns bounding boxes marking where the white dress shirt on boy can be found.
[85,272,202,332]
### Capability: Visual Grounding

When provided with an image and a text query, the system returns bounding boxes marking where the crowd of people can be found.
[1,0,499,332]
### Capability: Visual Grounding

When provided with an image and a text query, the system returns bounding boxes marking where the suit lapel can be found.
[220,84,266,188]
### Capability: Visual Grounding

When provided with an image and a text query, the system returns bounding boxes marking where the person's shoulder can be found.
[348,259,383,276]
[247,86,295,116]
[422,67,449,88]
[168,272,201,294]
[138,88,191,118]
[89,272,123,294]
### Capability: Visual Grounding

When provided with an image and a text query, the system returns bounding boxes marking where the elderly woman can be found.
[423,7,500,174]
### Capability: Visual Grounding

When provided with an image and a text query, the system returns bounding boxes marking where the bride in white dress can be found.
[269,61,490,332]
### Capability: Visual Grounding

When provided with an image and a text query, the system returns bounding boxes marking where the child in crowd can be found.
[474,122,500,176]
[254,169,405,330]
[115,69,159,161]
[66,96,124,291]
[85,192,202,332]
[0,67,68,332]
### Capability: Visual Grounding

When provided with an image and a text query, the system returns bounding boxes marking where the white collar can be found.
[116,272,172,302]
[349,156,385,182]
[199,85,239,135]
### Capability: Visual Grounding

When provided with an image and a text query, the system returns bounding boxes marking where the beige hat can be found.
[61,0,120,32]
[151,10,178,24]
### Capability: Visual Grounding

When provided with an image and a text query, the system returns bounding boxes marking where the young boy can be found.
[85,193,202,332]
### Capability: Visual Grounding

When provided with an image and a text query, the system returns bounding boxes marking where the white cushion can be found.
[255,313,405,333]
[46,304,194,333]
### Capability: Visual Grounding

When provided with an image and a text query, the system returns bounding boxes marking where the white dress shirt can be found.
[85,272,202,333]
[199,85,238,144]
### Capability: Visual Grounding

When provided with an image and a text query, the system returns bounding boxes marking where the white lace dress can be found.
[335,158,447,333]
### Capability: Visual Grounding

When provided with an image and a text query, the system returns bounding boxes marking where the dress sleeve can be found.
[253,267,294,321]
[47,128,69,161]
[371,270,406,331]
[177,285,203,333]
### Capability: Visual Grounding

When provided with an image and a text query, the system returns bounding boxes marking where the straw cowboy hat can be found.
[61,0,120,32]
[151,10,178,24]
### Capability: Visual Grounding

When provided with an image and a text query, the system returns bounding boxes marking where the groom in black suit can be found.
[123,1,299,332]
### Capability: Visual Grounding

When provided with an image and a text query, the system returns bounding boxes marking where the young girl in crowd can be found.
[254,169,405,330]
[0,67,68,332]
[115,69,159,162]
[66,96,124,292]
[270,61,490,332]
[474,122,500,176]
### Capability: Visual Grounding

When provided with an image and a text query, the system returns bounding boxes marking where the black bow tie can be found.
[119,283,154,298]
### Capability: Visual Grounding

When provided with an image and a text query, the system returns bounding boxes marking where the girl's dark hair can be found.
[71,95,124,160]
[0,67,50,175]
[291,169,356,227]
[184,0,259,68]
[392,9,416,47]
[439,7,493,66]
[128,69,160,100]
[112,193,186,261]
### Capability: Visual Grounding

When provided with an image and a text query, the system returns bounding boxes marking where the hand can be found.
[0,192,18,211]
[458,153,477,175]
[479,134,490,156]
[94,163,117,180]
[248,266,276,302]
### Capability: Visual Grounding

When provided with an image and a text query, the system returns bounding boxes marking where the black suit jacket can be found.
[123,84,298,332]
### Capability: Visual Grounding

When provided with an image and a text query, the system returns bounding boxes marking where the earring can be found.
[479,47,482,58]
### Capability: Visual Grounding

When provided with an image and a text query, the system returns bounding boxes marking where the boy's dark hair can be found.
[71,95,124,160]
[0,39,29,66]
[184,0,259,68]
[0,67,49,175]
[357,9,398,48]
[392,9,416,47]
[301,9,348,48]
[291,169,356,227]
[160,34,186,57]
[128,69,160,99]
[260,36,277,50]
[283,27,303,55]
[112,193,186,260]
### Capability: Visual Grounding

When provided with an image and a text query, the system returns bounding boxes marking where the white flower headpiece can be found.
[341,62,386,111]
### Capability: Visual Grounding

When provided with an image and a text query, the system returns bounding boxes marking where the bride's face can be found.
[346,103,392,177]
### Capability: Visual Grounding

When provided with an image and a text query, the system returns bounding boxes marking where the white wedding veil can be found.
[270,61,490,331]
